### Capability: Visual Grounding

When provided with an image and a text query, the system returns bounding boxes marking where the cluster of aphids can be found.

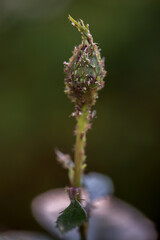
[64,16,106,118]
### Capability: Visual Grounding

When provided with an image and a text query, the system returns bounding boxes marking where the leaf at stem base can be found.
[56,199,87,234]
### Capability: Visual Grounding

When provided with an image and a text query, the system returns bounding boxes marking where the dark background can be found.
[0,0,160,236]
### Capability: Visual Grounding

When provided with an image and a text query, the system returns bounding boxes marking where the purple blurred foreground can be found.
[0,231,53,240]
[32,188,157,240]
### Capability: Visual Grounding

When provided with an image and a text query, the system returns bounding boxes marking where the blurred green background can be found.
[0,0,160,235]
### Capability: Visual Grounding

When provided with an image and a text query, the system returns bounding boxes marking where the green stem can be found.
[73,105,89,240]
[73,105,88,187]
[79,223,88,240]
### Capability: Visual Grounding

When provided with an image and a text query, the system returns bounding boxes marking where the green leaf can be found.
[56,199,87,234]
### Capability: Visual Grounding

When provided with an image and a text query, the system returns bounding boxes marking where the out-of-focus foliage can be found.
[0,0,159,234]
[83,172,114,201]
[0,231,54,240]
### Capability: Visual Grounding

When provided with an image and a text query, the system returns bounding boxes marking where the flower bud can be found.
[64,15,106,116]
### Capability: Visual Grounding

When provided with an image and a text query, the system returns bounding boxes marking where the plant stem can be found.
[79,223,88,240]
[73,105,89,240]
[73,105,88,188]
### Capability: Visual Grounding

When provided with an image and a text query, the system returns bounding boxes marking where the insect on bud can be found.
[64,15,106,116]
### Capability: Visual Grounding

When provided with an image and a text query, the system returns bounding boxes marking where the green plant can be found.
[0,15,157,240]
[55,15,106,239]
